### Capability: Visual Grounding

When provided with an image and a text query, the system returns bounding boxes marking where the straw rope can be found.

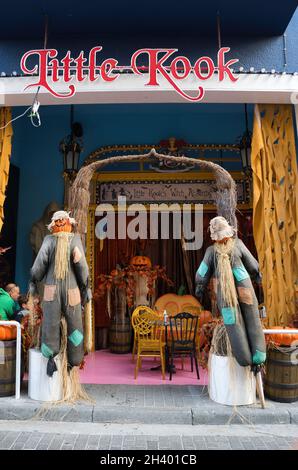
[69,149,237,236]
[53,232,73,280]
[56,317,94,404]
[214,238,239,311]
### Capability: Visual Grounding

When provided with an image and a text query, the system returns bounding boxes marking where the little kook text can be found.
[20,46,239,102]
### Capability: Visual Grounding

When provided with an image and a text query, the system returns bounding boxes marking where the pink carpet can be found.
[79,350,208,385]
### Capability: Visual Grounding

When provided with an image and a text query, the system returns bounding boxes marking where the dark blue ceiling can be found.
[1,0,297,40]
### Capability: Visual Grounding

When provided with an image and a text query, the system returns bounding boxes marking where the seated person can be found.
[14,294,30,323]
[0,283,20,321]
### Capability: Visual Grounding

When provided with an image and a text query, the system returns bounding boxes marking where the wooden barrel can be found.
[264,347,298,403]
[109,319,132,354]
[0,340,16,397]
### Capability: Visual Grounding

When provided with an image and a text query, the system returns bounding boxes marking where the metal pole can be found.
[217,11,222,50]
[256,372,265,409]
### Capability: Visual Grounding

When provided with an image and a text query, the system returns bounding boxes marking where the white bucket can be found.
[208,353,256,406]
[28,348,62,402]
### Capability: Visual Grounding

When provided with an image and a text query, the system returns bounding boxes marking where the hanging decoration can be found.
[251,104,298,326]
[97,263,173,309]
[0,108,13,234]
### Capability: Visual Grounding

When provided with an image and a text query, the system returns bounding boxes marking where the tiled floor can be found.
[79,350,208,385]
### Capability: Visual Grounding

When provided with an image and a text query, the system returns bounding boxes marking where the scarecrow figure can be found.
[195,216,266,369]
[29,210,92,378]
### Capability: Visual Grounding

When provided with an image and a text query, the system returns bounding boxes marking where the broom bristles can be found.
[56,317,94,404]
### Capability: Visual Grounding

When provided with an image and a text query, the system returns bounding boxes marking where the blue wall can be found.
[2,5,298,292]
[11,102,253,291]
[1,8,298,75]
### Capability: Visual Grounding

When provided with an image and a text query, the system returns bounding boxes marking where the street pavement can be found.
[1,384,298,451]
[0,384,298,425]
[0,421,297,450]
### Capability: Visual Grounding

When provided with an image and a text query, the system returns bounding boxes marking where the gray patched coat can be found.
[30,233,91,367]
[195,238,266,366]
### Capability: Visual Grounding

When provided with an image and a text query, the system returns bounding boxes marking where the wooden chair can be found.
[131,306,159,363]
[168,312,200,381]
[182,305,201,358]
[132,309,166,380]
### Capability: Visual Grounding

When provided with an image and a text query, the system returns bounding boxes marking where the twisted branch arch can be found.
[69,148,237,237]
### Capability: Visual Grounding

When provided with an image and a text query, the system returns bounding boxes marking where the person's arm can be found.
[5,299,16,320]
[72,235,92,305]
[195,246,214,305]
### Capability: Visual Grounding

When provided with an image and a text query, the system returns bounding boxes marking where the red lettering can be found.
[20,49,75,98]
[100,58,119,82]
[49,58,60,82]
[131,48,177,84]
[131,48,204,102]
[170,57,191,80]
[19,46,239,102]
[20,49,40,75]
[89,46,102,81]
[217,47,238,82]
[193,57,214,80]
[61,51,73,82]
[74,51,87,82]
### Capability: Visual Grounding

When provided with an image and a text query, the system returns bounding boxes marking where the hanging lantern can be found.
[59,105,83,177]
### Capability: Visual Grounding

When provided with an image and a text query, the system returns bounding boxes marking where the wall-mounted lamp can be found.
[59,105,83,181]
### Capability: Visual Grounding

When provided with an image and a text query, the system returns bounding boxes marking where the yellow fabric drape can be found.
[251,104,298,326]
[0,107,13,233]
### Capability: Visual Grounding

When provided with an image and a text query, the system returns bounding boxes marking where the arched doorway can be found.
[69,145,250,351]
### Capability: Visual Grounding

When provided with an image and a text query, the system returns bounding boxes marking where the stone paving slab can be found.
[93,406,192,424]
[0,423,298,450]
[0,384,297,425]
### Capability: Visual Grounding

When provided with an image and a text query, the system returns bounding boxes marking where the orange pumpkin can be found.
[267,327,298,346]
[0,325,17,341]
[130,255,152,268]
[51,218,72,233]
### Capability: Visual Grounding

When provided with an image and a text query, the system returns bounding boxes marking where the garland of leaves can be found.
[97,265,174,308]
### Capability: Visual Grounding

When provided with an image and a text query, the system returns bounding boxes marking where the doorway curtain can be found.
[94,210,254,333]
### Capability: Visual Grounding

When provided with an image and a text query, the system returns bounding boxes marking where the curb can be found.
[0,401,295,425]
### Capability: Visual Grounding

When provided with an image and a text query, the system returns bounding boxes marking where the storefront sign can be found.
[20,46,239,102]
[96,179,249,205]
